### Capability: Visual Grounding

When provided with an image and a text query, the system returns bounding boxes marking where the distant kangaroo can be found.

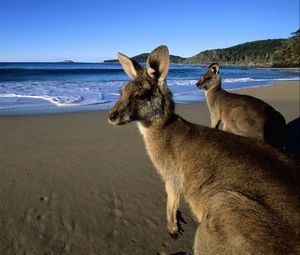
[196,63,287,149]
[108,46,299,255]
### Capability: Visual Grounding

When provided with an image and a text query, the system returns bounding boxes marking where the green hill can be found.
[104,31,300,67]
[184,39,287,66]
[104,53,186,64]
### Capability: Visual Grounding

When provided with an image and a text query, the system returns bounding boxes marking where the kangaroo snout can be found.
[108,110,119,124]
[196,78,205,89]
[108,102,132,125]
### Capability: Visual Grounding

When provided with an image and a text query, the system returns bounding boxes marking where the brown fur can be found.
[108,46,300,255]
[196,63,287,149]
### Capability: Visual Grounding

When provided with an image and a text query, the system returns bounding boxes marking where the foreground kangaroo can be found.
[196,63,287,149]
[108,46,299,254]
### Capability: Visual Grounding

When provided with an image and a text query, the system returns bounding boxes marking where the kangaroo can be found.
[108,46,300,255]
[196,63,287,149]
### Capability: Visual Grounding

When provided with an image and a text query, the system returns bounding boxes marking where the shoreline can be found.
[0,80,299,117]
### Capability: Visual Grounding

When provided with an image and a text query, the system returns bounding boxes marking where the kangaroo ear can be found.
[210,63,220,74]
[118,53,143,79]
[146,45,170,82]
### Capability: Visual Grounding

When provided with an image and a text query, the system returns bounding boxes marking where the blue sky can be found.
[0,0,299,62]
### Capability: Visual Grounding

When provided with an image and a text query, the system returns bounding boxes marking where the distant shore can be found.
[251,66,300,71]
[0,62,299,70]
[0,80,299,254]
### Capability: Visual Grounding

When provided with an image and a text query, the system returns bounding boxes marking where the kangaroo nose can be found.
[196,81,202,88]
[196,77,204,88]
[109,111,119,122]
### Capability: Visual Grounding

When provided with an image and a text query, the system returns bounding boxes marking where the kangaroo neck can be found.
[137,112,178,137]
[205,85,224,104]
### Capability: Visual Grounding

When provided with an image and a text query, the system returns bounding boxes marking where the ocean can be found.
[0,62,299,115]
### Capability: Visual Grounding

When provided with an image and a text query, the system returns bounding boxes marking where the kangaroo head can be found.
[108,45,174,126]
[196,63,221,90]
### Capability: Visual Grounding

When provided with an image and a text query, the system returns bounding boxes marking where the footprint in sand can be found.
[104,187,126,242]
[113,208,123,218]
[64,242,72,252]
[39,192,58,207]
[111,189,124,219]
[36,214,47,221]
[25,208,34,222]
[62,215,76,233]
[40,196,49,202]
[92,189,104,204]
[144,217,158,229]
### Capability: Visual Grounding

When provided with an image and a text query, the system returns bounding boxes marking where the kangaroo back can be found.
[196,63,287,149]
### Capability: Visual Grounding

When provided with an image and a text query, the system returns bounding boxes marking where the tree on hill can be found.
[184,39,286,66]
[273,29,300,67]
[291,29,300,37]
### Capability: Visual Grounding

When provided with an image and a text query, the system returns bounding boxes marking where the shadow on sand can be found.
[285,117,300,159]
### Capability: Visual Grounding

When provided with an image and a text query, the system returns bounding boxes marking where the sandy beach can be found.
[0,81,299,255]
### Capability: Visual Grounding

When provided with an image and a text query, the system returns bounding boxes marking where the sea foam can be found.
[0,63,299,113]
